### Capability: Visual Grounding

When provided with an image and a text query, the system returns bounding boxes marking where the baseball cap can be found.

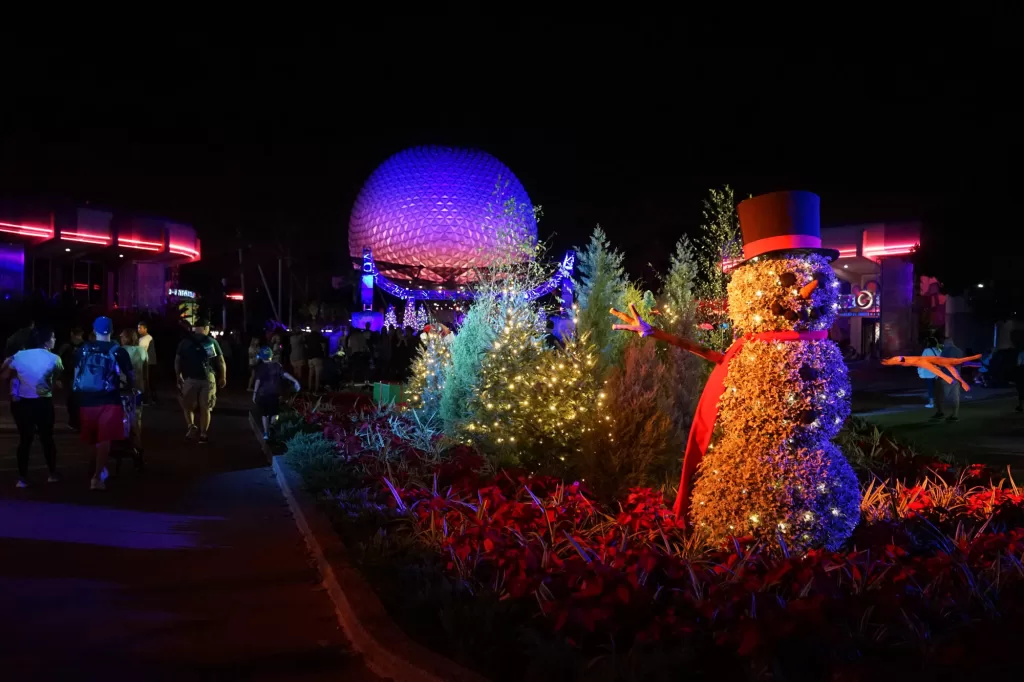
[93,316,113,335]
[257,346,273,361]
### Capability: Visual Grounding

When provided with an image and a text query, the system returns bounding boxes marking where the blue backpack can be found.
[73,342,122,394]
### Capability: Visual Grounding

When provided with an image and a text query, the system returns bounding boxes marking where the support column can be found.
[879,257,915,356]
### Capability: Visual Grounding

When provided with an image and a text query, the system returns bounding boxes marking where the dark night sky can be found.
[1,37,1019,288]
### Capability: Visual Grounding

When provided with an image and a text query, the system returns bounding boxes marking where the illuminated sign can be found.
[168,288,195,299]
[855,291,875,309]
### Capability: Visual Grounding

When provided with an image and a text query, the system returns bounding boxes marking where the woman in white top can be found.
[1,326,62,487]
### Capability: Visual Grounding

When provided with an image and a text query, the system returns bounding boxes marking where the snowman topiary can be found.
[613,191,861,551]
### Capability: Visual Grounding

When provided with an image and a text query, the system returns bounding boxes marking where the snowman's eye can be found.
[771,302,784,316]
[813,271,827,283]
[779,272,797,287]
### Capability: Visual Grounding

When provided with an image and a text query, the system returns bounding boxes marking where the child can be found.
[252,346,300,440]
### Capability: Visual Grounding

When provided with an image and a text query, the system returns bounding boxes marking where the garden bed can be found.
[279,394,1024,682]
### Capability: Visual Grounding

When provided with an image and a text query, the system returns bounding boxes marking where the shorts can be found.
[80,404,128,445]
[255,394,281,417]
[181,378,217,412]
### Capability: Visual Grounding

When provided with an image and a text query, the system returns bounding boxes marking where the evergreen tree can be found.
[658,235,704,439]
[694,186,742,353]
[466,302,602,471]
[402,299,417,329]
[407,331,452,414]
[574,226,629,370]
[383,304,398,331]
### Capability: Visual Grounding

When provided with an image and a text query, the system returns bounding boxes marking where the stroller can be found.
[110,388,145,474]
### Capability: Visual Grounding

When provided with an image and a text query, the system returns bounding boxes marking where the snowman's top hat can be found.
[735,190,839,265]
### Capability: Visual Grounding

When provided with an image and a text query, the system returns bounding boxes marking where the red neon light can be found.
[169,242,199,259]
[863,242,918,257]
[92,284,100,290]
[226,293,244,301]
[0,221,54,238]
[118,237,164,252]
[72,283,88,290]
[62,231,111,246]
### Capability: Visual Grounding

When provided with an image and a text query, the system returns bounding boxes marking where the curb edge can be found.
[252,413,489,682]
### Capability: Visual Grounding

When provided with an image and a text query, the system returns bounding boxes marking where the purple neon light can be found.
[362,248,574,303]
[349,146,537,284]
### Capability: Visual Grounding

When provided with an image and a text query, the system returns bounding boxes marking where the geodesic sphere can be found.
[349,146,537,284]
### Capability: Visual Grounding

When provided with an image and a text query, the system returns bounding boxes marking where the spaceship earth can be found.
[349,146,537,283]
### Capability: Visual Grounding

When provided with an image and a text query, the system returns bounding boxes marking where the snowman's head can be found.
[727,252,840,334]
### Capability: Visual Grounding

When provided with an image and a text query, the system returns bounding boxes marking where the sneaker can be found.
[198,434,209,445]
[946,416,960,423]
[90,477,106,490]
[47,473,60,484]
[185,424,199,440]
[925,402,935,409]
[15,479,29,489]
[263,432,270,441]
[930,412,945,420]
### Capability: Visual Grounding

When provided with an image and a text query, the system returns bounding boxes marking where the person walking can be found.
[932,336,964,423]
[119,328,148,463]
[253,346,301,440]
[73,317,134,490]
[918,337,940,409]
[57,326,85,430]
[305,330,327,393]
[289,328,307,385]
[137,321,157,405]
[174,317,226,444]
[247,338,261,390]
[2,326,62,487]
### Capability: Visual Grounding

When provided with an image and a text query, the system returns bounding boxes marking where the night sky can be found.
[2,40,1018,290]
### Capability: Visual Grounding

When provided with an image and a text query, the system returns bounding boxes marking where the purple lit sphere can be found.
[349,146,537,284]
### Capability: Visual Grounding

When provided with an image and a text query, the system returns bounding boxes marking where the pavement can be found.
[0,389,381,681]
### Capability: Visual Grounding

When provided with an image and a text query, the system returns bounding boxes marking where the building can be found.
[821,222,924,357]
[0,200,200,312]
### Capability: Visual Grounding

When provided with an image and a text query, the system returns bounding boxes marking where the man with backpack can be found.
[174,317,226,444]
[74,316,134,490]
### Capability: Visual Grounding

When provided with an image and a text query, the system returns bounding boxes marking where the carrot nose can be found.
[798,280,819,299]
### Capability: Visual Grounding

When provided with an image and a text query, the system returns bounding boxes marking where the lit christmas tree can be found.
[466,301,602,468]
[407,331,452,413]
[383,304,398,331]
[402,299,417,329]
[413,303,429,331]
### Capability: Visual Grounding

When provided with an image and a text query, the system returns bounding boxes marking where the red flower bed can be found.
[290,399,1024,677]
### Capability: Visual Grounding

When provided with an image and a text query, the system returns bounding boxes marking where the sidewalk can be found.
[0,400,380,681]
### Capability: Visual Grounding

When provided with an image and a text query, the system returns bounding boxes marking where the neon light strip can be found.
[118,237,164,251]
[0,221,53,238]
[169,243,199,258]
[62,234,112,246]
[226,293,244,301]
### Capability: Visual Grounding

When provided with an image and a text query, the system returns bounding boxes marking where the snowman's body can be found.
[689,252,861,551]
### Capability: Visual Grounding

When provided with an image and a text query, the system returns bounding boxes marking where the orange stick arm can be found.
[610,305,725,364]
[881,354,981,391]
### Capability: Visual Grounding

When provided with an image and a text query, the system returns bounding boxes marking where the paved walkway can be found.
[0,394,380,681]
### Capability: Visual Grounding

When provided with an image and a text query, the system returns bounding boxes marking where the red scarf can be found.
[672,329,829,517]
